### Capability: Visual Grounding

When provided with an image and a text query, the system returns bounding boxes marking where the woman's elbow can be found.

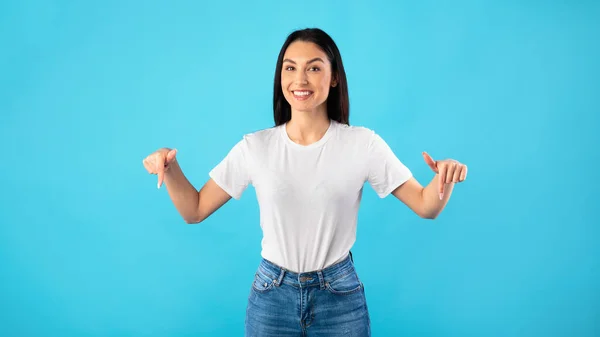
[420,209,440,220]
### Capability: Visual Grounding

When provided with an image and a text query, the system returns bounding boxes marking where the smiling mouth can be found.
[292,90,313,100]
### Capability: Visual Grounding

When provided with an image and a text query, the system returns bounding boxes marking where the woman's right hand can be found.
[142,148,178,188]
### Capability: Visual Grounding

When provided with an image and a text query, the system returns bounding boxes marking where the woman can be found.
[143,28,467,337]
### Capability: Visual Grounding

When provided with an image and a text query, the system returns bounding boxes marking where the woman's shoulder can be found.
[334,121,376,140]
[243,124,281,139]
[234,124,282,150]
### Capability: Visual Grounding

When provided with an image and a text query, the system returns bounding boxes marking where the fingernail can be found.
[439,193,443,200]
[157,183,160,189]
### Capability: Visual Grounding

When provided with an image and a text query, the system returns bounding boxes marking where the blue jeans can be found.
[245,253,371,336]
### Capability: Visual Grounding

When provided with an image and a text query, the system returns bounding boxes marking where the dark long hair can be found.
[273,28,349,126]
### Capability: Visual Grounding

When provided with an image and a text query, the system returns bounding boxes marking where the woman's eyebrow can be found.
[282,57,325,64]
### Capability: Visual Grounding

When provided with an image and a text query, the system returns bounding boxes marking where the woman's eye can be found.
[283,66,319,71]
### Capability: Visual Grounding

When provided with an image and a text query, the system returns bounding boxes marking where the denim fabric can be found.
[245,253,371,336]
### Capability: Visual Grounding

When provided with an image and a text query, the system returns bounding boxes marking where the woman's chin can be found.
[288,102,328,115]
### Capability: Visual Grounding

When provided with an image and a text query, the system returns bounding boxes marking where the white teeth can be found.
[293,91,312,96]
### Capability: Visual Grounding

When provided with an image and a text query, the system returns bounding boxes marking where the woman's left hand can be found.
[422,151,468,199]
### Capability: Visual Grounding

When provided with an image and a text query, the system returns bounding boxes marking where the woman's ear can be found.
[331,75,338,87]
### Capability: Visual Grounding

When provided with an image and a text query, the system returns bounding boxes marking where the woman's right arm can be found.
[164,161,231,224]
[143,148,231,224]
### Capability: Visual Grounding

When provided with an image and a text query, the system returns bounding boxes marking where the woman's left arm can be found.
[392,152,468,219]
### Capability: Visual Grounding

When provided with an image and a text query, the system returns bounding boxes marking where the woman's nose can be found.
[294,70,308,84]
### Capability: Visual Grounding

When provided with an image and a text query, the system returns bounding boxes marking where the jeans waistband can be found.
[256,253,357,289]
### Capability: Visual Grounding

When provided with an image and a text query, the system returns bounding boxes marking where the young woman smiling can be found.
[143,28,468,337]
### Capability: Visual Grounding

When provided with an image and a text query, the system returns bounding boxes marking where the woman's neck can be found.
[285,108,330,146]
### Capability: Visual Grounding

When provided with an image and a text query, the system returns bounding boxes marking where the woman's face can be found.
[281,41,337,114]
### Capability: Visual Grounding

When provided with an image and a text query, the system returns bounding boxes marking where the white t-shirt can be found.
[209,120,412,273]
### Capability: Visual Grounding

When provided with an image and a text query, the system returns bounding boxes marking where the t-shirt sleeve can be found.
[366,132,413,198]
[208,137,251,200]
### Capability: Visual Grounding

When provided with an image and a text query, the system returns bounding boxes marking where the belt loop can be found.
[275,267,286,287]
[317,270,325,290]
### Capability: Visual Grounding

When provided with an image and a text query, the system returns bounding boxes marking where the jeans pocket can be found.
[325,271,364,295]
[251,270,277,293]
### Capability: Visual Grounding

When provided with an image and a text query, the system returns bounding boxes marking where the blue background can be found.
[1,0,598,336]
